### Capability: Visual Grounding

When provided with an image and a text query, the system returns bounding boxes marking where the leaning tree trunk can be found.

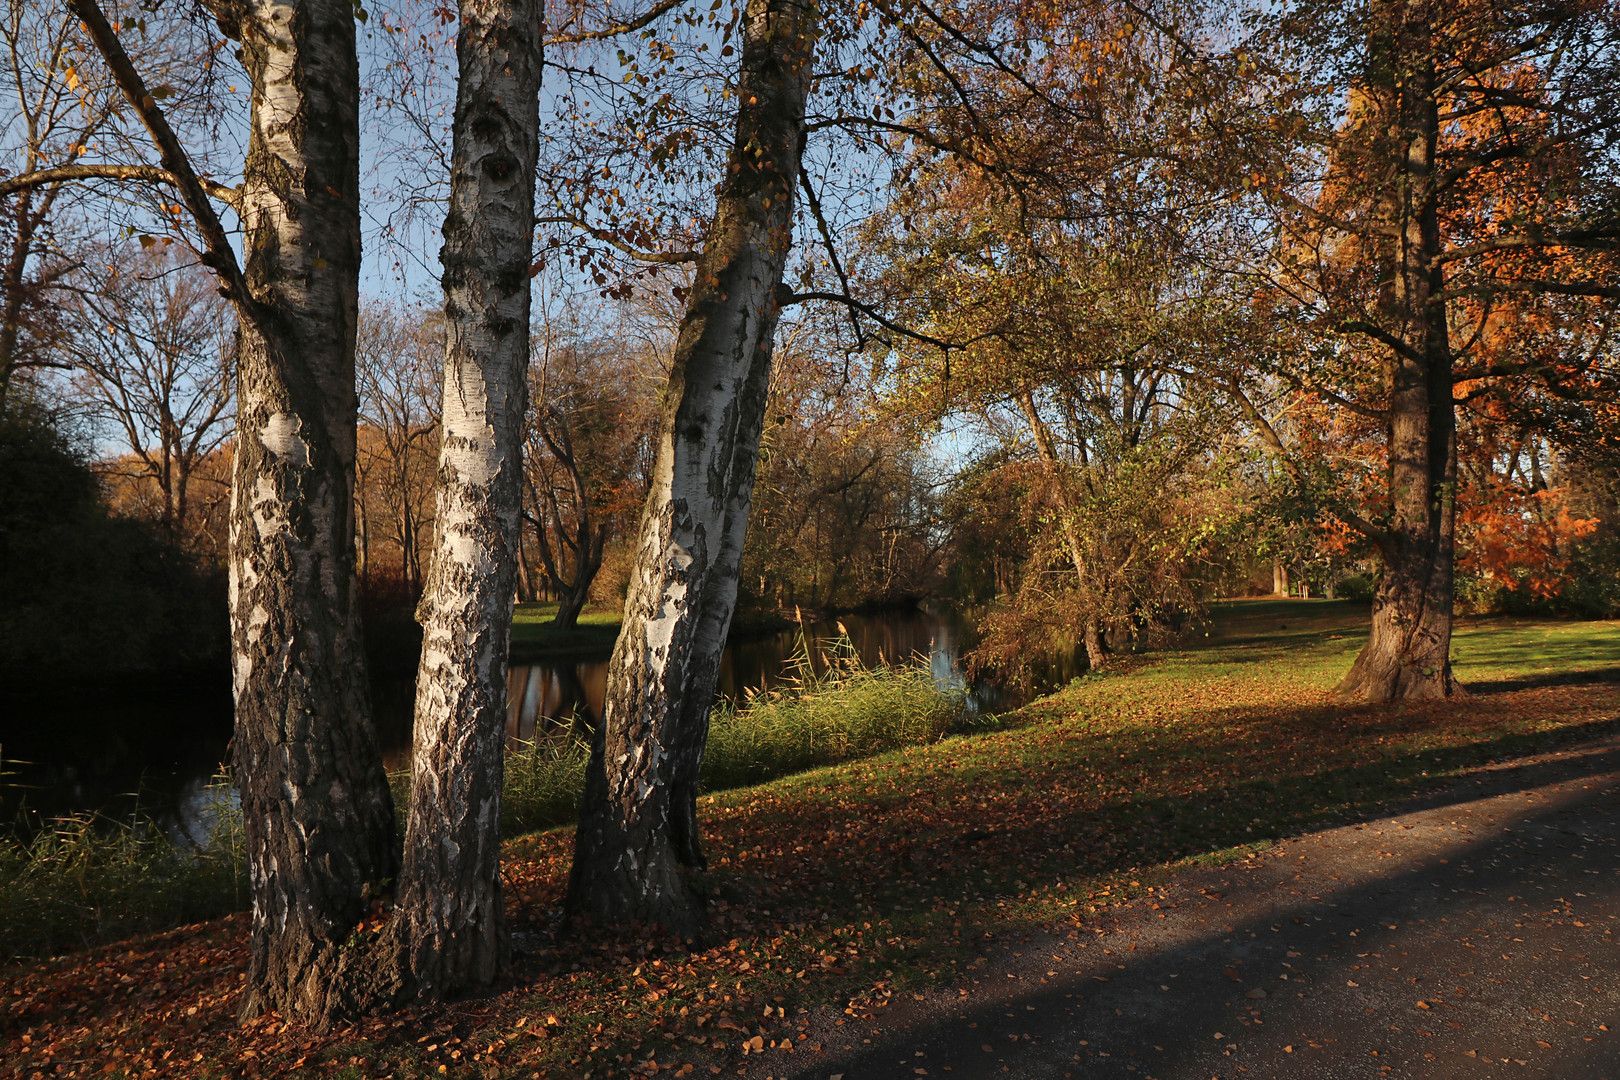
[1014,387,1106,671]
[1336,0,1461,702]
[220,0,398,1023]
[566,0,817,931]
[390,0,543,1000]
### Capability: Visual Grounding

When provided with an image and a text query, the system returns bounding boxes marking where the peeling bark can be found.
[223,0,398,1024]
[389,0,544,1000]
[566,0,818,932]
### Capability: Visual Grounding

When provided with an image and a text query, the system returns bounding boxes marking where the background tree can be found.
[355,301,442,594]
[0,0,218,411]
[55,243,234,543]
[522,302,660,625]
[743,326,947,611]
[1224,0,1620,699]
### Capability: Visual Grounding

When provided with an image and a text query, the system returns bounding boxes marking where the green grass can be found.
[1451,616,1620,686]
[10,601,1620,1079]
[500,637,969,834]
[0,775,246,961]
[464,601,1620,1079]
[509,601,623,660]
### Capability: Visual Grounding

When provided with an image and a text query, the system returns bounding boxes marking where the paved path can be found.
[768,737,1620,1080]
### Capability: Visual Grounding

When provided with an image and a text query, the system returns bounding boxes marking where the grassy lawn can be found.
[6,602,1618,1079]
[509,601,623,661]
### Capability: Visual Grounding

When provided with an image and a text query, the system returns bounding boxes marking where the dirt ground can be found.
[766,734,1620,1080]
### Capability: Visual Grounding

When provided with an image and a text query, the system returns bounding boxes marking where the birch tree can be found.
[53,0,398,1024]
[387,0,544,999]
[566,0,819,930]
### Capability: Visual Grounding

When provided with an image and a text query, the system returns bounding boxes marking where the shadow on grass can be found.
[789,736,1620,1079]
[6,660,1617,1080]
[1465,666,1620,694]
[472,682,1620,1076]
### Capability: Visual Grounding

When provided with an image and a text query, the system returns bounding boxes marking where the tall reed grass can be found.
[1,637,969,959]
[0,772,246,961]
[501,632,970,834]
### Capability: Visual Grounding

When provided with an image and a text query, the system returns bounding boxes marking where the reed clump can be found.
[0,773,246,962]
[500,632,969,834]
[2,639,967,958]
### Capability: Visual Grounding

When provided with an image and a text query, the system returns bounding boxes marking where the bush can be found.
[0,775,246,962]
[1334,572,1375,602]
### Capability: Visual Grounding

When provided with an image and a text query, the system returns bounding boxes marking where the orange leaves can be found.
[1459,483,1598,600]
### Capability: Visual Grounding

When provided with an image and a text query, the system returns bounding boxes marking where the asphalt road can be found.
[764,736,1620,1080]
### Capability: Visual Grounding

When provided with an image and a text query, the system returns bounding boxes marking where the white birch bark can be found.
[222,0,398,1023]
[68,0,396,1026]
[566,0,818,931]
[390,0,544,998]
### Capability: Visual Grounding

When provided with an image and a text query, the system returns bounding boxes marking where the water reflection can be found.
[3,605,1079,831]
[497,607,1024,744]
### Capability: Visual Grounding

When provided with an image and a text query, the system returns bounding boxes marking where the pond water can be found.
[0,605,1081,834]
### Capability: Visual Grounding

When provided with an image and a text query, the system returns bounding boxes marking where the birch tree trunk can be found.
[391,0,543,998]
[220,0,398,1023]
[566,0,818,931]
[1335,0,1461,702]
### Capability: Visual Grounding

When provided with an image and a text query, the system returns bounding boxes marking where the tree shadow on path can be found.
[785,737,1620,1080]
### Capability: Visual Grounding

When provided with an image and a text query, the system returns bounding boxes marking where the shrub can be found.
[1334,572,1375,602]
[0,408,225,681]
[702,636,968,789]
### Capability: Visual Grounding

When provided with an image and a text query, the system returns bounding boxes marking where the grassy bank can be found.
[1,645,964,962]
[509,602,623,661]
[501,640,970,834]
[5,603,1619,1080]
[0,777,245,962]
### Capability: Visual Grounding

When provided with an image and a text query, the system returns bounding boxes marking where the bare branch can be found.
[536,214,699,263]
[64,0,250,306]
[547,0,683,45]
[0,162,242,209]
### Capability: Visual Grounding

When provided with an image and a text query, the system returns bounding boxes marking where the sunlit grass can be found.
[500,635,968,835]
[508,601,623,659]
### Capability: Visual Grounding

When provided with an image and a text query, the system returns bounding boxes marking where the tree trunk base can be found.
[239,924,412,1028]
[566,861,706,942]
[1335,621,1465,702]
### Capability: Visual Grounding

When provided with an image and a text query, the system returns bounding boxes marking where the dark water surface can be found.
[0,606,1080,832]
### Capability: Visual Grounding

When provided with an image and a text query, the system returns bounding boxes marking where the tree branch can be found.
[536,214,699,263]
[784,290,971,352]
[547,0,683,45]
[0,163,241,209]
[64,0,251,307]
